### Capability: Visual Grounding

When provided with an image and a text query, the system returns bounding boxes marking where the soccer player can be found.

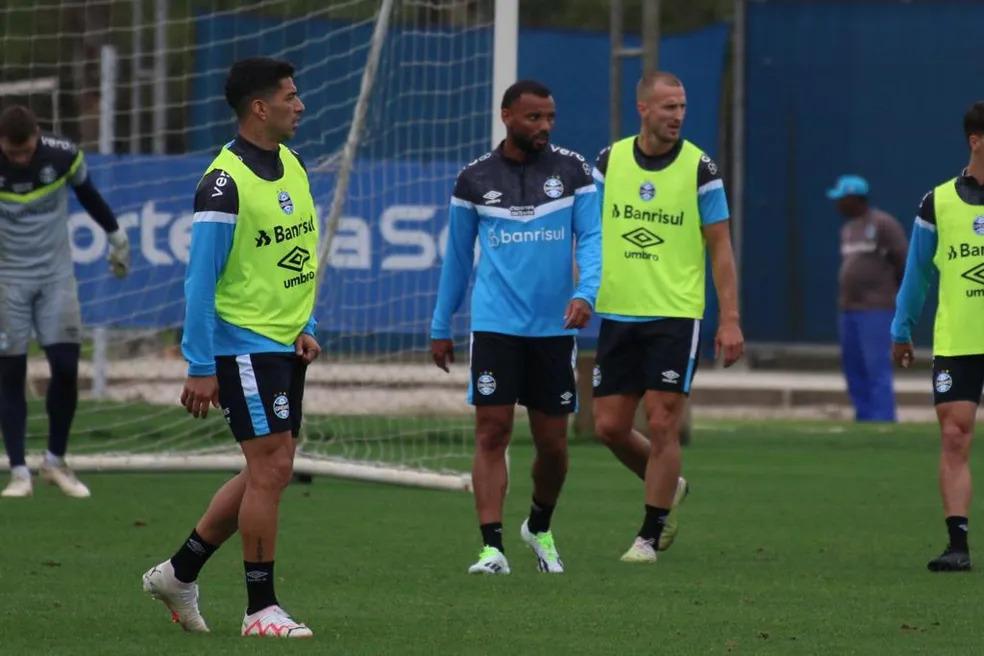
[431,80,601,575]
[0,105,130,499]
[891,101,984,572]
[591,71,743,563]
[141,58,319,637]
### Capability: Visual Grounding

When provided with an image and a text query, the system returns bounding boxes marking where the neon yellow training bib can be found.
[595,137,705,318]
[932,177,984,356]
[206,145,318,345]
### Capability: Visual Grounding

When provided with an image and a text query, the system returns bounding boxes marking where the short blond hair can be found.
[636,71,683,102]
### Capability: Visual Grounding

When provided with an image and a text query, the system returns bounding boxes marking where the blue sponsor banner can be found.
[72,154,470,340]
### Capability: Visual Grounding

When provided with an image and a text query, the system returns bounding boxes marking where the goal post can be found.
[0,0,516,491]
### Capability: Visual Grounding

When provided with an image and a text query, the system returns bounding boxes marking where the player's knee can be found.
[475,419,511,453]
[0,355,26,385]
[647,412,678,440]
[941,422,972,459]
[536,436,568,463]
[249,448,294,491]
[594,415,631,446]
[45,344,80,382]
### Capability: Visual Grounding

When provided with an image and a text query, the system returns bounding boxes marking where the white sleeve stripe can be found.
[193,211,236,224]
[592,168,605,183]
[914,217,936,232]
[575,184,597,195]
[697,179,724,195]
[450,196,474,209]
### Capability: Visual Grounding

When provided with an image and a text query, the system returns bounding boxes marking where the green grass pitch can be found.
[2,416,982,654]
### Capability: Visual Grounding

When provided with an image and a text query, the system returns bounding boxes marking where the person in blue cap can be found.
[827,174,908,421]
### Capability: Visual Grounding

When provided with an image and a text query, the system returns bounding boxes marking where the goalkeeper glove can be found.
[107,230,130,278]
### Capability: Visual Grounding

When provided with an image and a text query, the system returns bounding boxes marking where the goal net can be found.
[0,0,499,490]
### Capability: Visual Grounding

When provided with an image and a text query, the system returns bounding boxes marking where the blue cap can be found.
[826,175,869,199]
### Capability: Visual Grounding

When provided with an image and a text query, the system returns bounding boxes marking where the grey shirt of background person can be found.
[829,176,908,310]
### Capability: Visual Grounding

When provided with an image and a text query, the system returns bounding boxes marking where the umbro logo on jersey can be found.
[961,261,984,288]
[482,190,502,205]
[277,246,311,272]
[560,391,574,405]
[661,370,680,384]
[623,227,664,249]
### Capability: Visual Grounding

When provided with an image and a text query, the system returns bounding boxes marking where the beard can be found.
[511,130,549,152]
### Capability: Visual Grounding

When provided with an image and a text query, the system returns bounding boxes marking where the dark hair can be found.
[501,80,551,109]
[224,58,296,118]
[0,105,39,144]
[964,101,984,140]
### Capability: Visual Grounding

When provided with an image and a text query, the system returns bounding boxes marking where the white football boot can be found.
[658,476,689,551]
[620,537,659,564]
[1,468,33,498]
[241,605,313,638]
[142,559,210,632]
[520,519,565,573]
[39,462,91,498]
[467,546,510,574]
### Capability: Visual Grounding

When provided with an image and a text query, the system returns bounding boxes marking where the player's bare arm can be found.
[702,220,744,367]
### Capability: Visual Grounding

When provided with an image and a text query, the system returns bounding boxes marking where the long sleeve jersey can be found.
[430,142,602,339]
[891,170,984,343]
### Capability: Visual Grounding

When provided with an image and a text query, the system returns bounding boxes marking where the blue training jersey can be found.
[430,143,602,339]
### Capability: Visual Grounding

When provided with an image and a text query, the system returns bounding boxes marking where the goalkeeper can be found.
[0,105,130,499]
[141,58,319,639]
[431,80,601,575]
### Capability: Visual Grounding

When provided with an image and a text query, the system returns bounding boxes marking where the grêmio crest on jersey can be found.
[278,190,294,215]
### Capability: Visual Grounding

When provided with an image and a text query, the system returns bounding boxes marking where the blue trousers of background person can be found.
[839,309,897,422]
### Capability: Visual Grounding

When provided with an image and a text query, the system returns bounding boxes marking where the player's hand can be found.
[564,298,592,329]
[107,230,130,278]
[715,319,744,368]
[181,375,220,418]
[893,341,915,368]
[431,339,454,372]
[295,333,321,364]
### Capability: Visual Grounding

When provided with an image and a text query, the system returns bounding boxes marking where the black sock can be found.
[44,344,79,458]
[0,355,28,468]
[527,497,555,534]
[638,505,669,543]
[244,561,278,615]
[480,522,504,552]
[169,529,218,583]
[946,516,969,552]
